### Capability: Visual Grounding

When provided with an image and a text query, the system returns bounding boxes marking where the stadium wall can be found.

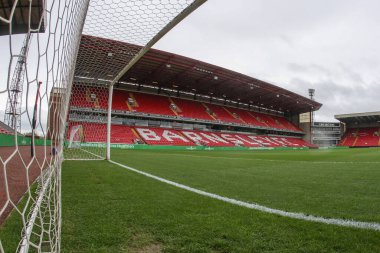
[0,134,50,147]
[77,142,310,151]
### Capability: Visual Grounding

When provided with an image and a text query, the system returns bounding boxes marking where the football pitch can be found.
[2,148,380,252]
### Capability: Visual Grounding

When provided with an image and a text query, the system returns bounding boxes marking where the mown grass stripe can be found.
[109,159,380,231]
[132,152,380,164]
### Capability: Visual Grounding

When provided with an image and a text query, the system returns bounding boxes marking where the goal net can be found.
[67,125,83,149]
[65,83,109,160]
[0,0,205,252]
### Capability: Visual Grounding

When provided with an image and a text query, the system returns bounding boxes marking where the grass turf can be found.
[1,148,380,252]
[110,148,380,223]
[61,158,380,252]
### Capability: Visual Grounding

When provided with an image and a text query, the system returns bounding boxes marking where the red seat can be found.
[67,122,138,144]
[130,93,175,116]
[179,130,236,147]
[70,85,108,109]
[65,122,315,148]
[339,127,380,147]
[171,98,214,121]
[69,86,305,134]
[204,104,241,124]
[227,107,267,127]
[135,127,194,146]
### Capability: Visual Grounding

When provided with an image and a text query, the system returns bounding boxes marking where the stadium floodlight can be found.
[0,0,206,252]
[309,88,316,100]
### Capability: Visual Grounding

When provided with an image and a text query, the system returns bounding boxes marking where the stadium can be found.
[1,1,380,252]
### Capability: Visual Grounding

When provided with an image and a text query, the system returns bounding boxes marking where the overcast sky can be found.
[1,0,379,132]
[154,0,380,122]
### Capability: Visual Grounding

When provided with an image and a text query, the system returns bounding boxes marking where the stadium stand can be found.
[0,121,13,135]
[68,122,140,144]
[272,115,302,132]
[66,122,314,148]
[171,98,215,121]
[70,86,303,133]
[112,89,130,111]
[66,35,324,150]
[70,85,108,109]
[135,127,193,146]
[338,128,357,147]
[339,127,380,147]
[354,128,380,147]
[216,133,262,147]
[129,92,175,116]
[227,107,267,127]
[68,86,318,148]
[336,112,380,147]
[286,137,318,148]
[180,130,235,147]
[204,104,242,124]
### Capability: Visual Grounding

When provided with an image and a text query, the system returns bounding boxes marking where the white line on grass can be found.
[64,148,104,160]
[134,152,380,164]
[109,159,380,232]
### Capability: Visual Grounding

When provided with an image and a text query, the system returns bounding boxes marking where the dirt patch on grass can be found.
[131,243,162,253]
[123,232,162,253]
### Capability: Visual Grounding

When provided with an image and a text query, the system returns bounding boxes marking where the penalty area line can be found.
[109,159,380,232]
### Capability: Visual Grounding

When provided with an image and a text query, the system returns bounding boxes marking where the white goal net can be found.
[0,0,205,252]
[67,125,83,149]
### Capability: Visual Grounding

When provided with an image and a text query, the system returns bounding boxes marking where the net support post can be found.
[106,83,114,160]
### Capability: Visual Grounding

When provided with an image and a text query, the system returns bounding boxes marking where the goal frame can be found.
[105,0,207,160]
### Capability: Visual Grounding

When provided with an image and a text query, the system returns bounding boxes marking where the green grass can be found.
[64,147,105,160]
[0,185,38,252]
[61,158,380,252]
[111,148,380,223]
[2,148,380,252]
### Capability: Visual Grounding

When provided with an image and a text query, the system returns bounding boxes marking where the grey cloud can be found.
[287,63,333,77]
[288,77,380,121]
[155,0,380,122]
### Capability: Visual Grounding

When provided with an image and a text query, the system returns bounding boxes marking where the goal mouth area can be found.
[64,144,106,160]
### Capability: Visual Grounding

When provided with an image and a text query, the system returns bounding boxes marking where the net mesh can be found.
[65,84,109,160]
[67,125,83,149]
[0,0,203,252]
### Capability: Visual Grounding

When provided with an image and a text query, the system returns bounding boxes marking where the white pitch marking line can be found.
[64,148,105,161]
[132,152,380,164]
[109,159,380,232]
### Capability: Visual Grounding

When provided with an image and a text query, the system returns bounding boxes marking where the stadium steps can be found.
[168,97,181,116]
[67,123,315,148]
[71,87,305,134]
[202,103,218,120]
[223,107,246,124]
[206,104,241,123]
[352,130,359,146]
[247,112,270,128]
[0,121,14,135]
[171,99,214,121]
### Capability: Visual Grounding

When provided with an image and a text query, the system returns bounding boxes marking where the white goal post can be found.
[0,1,206,252]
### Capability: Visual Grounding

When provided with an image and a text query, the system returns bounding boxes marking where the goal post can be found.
[64,83,109,160]
[0,0,207,252]
[106,84,114,160]
[104,0,207,160]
